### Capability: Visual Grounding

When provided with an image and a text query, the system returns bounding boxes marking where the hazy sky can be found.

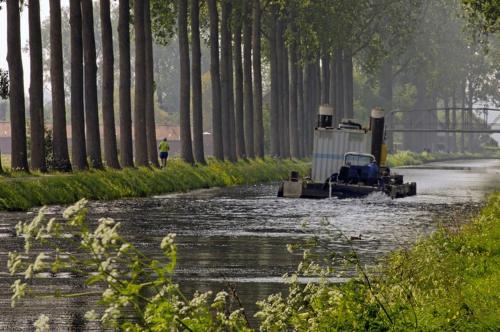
[0,1,70,92]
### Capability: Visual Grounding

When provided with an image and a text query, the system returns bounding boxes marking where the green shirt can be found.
[159,141,170,153]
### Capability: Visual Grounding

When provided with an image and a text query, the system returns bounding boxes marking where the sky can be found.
[0,1,70,93]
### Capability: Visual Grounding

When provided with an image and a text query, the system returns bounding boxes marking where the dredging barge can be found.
[278,106,417,199]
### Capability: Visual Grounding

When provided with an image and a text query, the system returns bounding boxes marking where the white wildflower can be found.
[84,310,98,321]
[214,291,228,303]
[102,288,114,301]
[160,233,176,251]
[117,243,131,256]
[99,258,112,272]
[33,314,50,332]
[15,221,26,236]
[101,303,120,325]
[63,199,87,220]
[33,253,49,272]
[24,264,34,279]
[46,218,56,233]
[101,218,115,226]
[211,291,228,309]
[11,279,27,307]
[189,291,211,308]
[303,249,311,259]
[228,308,244,322]
[286,244,294,253]
[30,207,47,231]
[7,251,22,275]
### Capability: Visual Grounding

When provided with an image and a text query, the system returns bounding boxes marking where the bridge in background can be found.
[384,107,500,152]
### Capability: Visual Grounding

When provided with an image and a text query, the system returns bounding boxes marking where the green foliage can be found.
[462,0,500,33]
[0,158,310,211]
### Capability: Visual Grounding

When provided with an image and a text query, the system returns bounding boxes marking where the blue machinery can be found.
[278,107,417,199]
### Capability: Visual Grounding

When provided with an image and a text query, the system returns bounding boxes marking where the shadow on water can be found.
[0,159,498,330]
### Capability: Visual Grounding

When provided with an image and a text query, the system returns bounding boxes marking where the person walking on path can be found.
[159,138,170,168]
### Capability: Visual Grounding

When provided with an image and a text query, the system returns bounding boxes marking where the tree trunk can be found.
[220,0,233,161]
[226,13,237,162]
[191,0,206,164]
[177,0,194,163]
[243,1,254,158]
[49,0,71,171]
[297,63,305,158]
[69,0,87,170]
[82,0,103,169]
[281,42,291,158]
[100,0,120,169]
[334,49,344,124]
[8,0,29,171]
[276,20,284,157]
[269,8,279,157]
[233,10,246,158]
[289,40,299,159]
[303,63,313,156]
[28,0,46,171]
[207,0,223,160]
[133,0,148,165]
[252,0,264,158]
[119,0,133,167]
[144,0,158,167]
[343,47,353,119]
[321,53,330,105]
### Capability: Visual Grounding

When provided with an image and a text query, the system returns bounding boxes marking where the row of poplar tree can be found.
[5,0,422,171]
[6,0,158,171]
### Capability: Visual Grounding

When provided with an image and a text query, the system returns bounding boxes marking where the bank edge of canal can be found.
[0,158,310,211]
[256,191,500,331]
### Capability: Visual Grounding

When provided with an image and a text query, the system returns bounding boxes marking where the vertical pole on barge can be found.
[370,107,385,166]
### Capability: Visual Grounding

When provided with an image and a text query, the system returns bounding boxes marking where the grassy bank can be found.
[386,150,500,167]
[0,158,309,211]
[375,191,500,330]
[259,192,500,330]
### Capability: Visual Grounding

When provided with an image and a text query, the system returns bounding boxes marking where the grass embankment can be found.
[0,158,309,211]
[332,193,499,330]
[377,192,500,330]
[386,150,500,167]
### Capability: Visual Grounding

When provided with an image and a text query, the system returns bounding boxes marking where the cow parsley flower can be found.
[7,252,22,275]
[33,253,49,272]
[84,310,98,321]
[33,314,50,332]
[24,264,34,279]
[63,199,87,219]
[11,279,27,307]
[160,233,176,251]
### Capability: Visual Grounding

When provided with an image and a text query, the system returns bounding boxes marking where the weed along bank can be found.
[0,159,309,211]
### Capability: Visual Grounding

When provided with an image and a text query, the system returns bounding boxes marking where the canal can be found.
[0,159,499,330]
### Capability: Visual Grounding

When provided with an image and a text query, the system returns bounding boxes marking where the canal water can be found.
[0,159,498,331]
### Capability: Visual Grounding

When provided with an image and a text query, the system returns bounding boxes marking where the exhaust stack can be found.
[370,107,385,165]
[317,105,334,128]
